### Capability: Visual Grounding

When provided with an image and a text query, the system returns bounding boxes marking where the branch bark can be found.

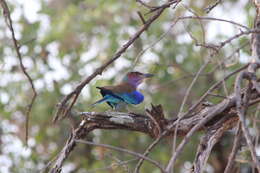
[48,87,260,172]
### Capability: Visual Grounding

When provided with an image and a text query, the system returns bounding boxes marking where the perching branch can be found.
[48,87,260,172]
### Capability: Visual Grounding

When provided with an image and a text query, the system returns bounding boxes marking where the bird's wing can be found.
[98,82,136,94]
[96,86,124,101]
[96,83,137,107]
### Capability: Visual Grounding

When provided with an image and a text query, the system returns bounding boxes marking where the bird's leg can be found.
[125,105,130,113]
[115,102,127,112]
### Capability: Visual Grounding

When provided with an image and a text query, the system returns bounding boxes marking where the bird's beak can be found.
[143,73,154,78]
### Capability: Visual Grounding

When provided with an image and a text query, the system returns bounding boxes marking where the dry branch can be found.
[48,87,260,172]
[0,0,37,144]
[75,140,165,172]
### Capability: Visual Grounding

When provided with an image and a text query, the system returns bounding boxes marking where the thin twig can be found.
[208,93,228,99]
[182,64,248,119]
[132,2,181,68]
[137,11,146,24]
[86,158,138,173]
[75,139,165,173]
[0,0,37,145]
[132,15,249,69]
[134,131,167,173]
[136,0,158,9]
[171,58,211,172]
[224,123,242,173]
[204,0,222,13]
[179,16,250,30]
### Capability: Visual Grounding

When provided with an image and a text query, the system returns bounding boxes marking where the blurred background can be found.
[0,0,258,172]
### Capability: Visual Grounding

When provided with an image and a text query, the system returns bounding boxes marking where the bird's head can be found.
[123,71,153,87]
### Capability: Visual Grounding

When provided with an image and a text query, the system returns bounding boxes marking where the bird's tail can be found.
[90,97,108,107]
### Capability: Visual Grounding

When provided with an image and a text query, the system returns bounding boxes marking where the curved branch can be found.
[0,0,37,144]
[75,139,165,172]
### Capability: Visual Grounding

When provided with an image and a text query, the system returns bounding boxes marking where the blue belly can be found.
[118,91,144,105]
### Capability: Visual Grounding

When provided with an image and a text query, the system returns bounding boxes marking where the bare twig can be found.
[75,140,165,172]
[183,64,248,119]
[86,158,138,173]
[171,58,211,172]
[136,0,158,10]
[132,15,249,69]
[204,0,222,13]
[137,11,146,24]
[224,123,242,173]
[0,0,37,145]
[134,133,165,173]
[179,16,250,30]
[132,2,181,68]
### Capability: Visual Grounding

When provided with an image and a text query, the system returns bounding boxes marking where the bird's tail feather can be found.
[90,97,108,107]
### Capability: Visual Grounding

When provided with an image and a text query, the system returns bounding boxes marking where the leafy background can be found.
[0,0,257,172]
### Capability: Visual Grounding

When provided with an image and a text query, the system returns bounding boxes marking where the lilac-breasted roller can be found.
[92,71,153,110]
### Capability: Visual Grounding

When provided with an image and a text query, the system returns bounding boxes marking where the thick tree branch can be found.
[48,87,260,172]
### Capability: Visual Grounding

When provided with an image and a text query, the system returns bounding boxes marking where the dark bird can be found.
[92,71,153,110]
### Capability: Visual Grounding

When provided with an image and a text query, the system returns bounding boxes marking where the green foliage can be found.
[0,0,255,172]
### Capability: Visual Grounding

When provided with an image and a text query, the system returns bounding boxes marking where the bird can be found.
[91,71,153,110]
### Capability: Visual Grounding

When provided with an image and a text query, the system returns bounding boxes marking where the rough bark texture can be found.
[48,88,260,172]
